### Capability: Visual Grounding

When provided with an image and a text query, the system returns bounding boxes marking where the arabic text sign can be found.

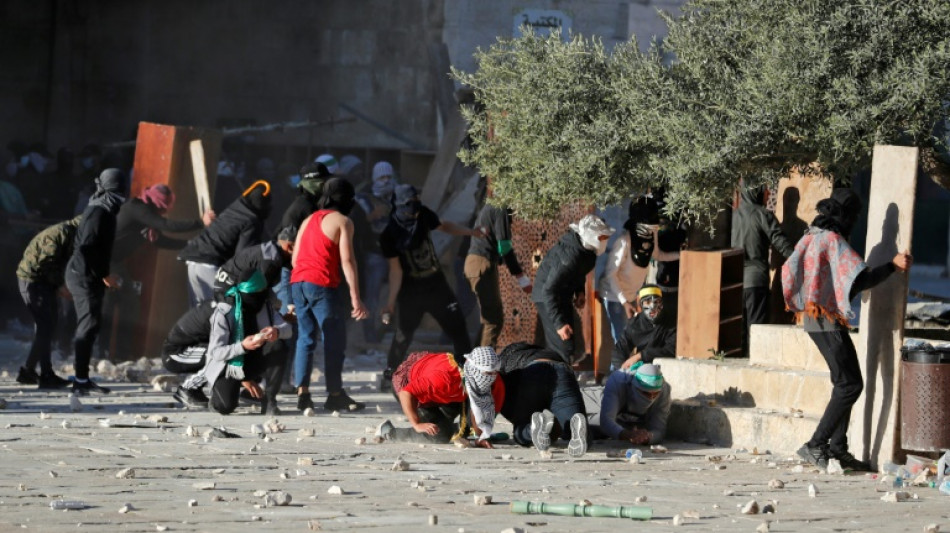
[514,9,572,39]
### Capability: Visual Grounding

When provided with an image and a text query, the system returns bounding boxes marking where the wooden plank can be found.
[852,145,918,468]
[189,139,212,216]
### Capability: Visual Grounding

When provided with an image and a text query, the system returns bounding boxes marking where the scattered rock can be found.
[299,428,315,437]
[372,436,385,444]
[538,450,553,460]
[807,484,818,498]
[48,471,58,478]
[650,444,669,453]
[880,491,910,503]
[262,491,292,507]
[265,418,285,434]
[17,484,25,491]
[768,479,785,489]
[146,414,168,423]
[150,374,179,392]
[826,458,844,475]
[211,495,224,502]
[302,407,315,417]
[791,465,805,473]
[39,411,51,420]
[757,521,770,533]
[250,424,265,435]
[330,411,341,418]
[713,464,726,470]
[376,405,383,413]
[723,489,735,496]
[681,510,701,519]
[762,504,775,514]
[298,457,314,466]
[187,499,197,507]
[354,437,366,445]
[500,528,525,533]
[251,516,262,522]
[118,503,133,514]
[193,482,216,490]
[97,360,116,375]
[741,500,759,514]
[308,520,322,530]
[428,515,438,525]
[634,496,647,503]
[61,420,70,429]
[184,425,199,438]
[407,501,419,507]
[672,514,684,526]
[923,524,939,533]
[578,499,592,506]
[474,494,492,506]
[705,455,723,462]
[69,394,83,413]
[295,469,308,477]
[155,526,168,532]
[327,485,344,495]
[116,468,135,479]
[501,454,513,461]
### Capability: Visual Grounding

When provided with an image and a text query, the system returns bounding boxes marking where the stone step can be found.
[668,400,819,454]
[748,324,856,372]
[657,357,832,416]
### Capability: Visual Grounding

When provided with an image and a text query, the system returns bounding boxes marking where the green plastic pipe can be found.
[510,501,652,520]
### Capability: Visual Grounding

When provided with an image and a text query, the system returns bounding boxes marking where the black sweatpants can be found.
[742,287,769,354]
[19,279,58,375]
[386,273,472,370]
[161,342,208,374]
[65,272,105,381]
[806,329,864,454]
[210,342,287,415]
[388,402,463,444]
[533,301,576,365]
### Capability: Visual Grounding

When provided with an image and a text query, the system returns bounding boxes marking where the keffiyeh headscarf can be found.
[462,347,500,441]
[224,270,268,380]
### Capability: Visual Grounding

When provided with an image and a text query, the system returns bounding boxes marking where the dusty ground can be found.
[0,315,949,533]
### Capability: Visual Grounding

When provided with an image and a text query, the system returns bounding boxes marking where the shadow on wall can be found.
[860,202,901,463]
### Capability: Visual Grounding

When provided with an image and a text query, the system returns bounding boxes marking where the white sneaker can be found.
[568,413,588,458]
[530,410,554,451]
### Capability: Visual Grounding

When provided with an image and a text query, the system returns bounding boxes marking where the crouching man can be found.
[377,347,503,447]
[498,342,589,457]
[200,270,291,415]
[164,300,217,409]
[583,362,671,445]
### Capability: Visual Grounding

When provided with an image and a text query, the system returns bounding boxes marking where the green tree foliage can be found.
[453,0,950,223]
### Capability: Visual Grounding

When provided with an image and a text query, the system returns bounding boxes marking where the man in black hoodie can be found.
[731,185,795,353]
[531,214,614,364]
[65,168,125,395]
[178,180,271,305]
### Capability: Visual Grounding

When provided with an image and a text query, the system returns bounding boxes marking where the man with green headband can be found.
[583,362,672,445]
[198,269,292,415]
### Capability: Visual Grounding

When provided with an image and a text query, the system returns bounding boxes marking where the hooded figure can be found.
[532,214,614,363]
[782,187,911,472]
[371,161,395,199]
[613,285,677,369]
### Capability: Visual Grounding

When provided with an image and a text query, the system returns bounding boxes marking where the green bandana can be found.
[224,270,268,380]
[628,361,664,392]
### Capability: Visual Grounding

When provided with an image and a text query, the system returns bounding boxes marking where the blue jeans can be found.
[361,252,388,343]
[602,299,627,344]
[292,281,347,392]
[500,361,588,447]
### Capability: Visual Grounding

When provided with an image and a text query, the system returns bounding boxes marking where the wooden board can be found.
[676,248,744,358]
[124,122,222,361]
[852,145,918,468]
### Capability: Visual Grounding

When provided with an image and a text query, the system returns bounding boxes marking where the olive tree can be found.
[453,0,950,223]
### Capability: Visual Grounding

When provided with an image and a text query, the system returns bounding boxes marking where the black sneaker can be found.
[796,443,829,470]
[173,386,209,409]
[324,390,365,412]
[16,366,39,385]
[297,392,314,412]
[831,450,872,472]
[38,373,71,389]
[379,368,393,392]
[261,398,282,416]
[72,379,111,396]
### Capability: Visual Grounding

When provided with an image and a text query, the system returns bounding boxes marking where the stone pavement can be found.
[0,339,947,532]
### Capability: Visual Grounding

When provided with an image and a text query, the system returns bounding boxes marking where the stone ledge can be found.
[668,400,819,454]
[658,357,832,416]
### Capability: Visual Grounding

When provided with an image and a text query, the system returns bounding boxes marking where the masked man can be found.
[531,215,614,364]
[615,285,677,370]
[377,347,504,447]
[583,362,672,445]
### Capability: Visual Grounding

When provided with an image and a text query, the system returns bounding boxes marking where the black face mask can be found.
[395,200,421,223]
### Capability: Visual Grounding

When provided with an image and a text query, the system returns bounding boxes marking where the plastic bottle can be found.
[938,451,950,483]
[49,500,87,510]
[625,449,643,460]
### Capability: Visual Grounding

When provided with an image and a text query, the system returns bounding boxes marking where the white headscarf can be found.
[569,214,615,256]
[462,347,500,440]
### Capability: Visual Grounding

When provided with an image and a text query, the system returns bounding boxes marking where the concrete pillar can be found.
[852,145,918,468]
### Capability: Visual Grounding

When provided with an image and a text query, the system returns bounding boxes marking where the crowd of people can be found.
[6,139,912,464]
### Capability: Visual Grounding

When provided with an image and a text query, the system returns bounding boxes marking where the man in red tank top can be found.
[290,178,368,412]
